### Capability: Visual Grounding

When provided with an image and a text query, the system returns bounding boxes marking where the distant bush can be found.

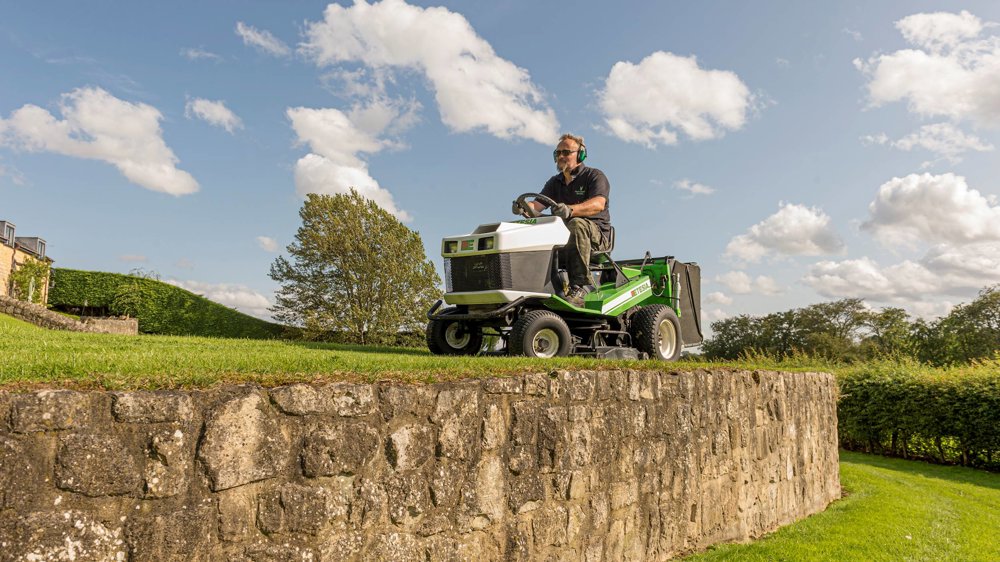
[49,268,288,339]
[838,359,1000,469]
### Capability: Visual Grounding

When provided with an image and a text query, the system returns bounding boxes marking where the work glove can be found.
[551,203,572,219]
[511,200,522,215]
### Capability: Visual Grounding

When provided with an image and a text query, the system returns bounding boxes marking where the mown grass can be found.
[683,451,1000,562]
[2,313,717,390]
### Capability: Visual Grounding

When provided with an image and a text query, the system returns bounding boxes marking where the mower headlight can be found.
[444,241,458,254]
[478,236,495,251]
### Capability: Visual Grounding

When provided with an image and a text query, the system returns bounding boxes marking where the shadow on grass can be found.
[282,340,434,357]
[841,450,1000,491]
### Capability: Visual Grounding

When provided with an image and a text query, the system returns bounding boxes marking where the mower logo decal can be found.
[601,279,651,314]
[461,239,475,251]
[514,218,538,224]
[472,262,487,272]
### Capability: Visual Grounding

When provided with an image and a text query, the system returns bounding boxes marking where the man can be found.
[515,133,612,307]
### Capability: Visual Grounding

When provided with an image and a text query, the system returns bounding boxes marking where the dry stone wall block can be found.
[301,421,378,478]
[386,424,434,471]
[56,433,141,497]
[126,505,218,562]
[144,428,190,498]
[199,393,290,491]
[10,390,93,433]
[0,510,126,562]
[113,391,194,423]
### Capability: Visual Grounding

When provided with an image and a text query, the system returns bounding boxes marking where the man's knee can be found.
[567,218,592,237]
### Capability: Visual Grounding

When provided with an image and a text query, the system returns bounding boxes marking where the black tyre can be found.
[509,310,573,358]
[630,305,682,361]
[426,319,483,355]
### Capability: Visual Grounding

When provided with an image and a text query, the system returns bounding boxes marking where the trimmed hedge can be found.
[838,361,1000,469]
[48,268,287,339]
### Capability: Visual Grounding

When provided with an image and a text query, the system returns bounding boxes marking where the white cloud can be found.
[725,202,845,262]
[862,173,1000,248]
[235,21,290,57]
[257,236,279,252]
[896,10,984,53]
[856,10,1000,126]
[599,51,753,147]
[300,0,558,144]
[714,271,782,295]
[181,47,223,62]
[842,28,863,42]
[804,242,1000,311]
[891,123,993,161]
[0,87,198,196]
[706,291,732,305]
[166,279,274,320]
[673,178,715,196]
[0,159,25,186]
[118,254,147,263]
[185,98,243,133]
[288,103,412,221]
[863,123,994,162]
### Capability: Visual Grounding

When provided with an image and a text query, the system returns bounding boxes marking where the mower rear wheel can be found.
[631,305,682,361]
[427,319,483,355]
[509,310,572,358]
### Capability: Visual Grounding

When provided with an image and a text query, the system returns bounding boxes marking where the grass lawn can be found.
[683,451,1000,562]
[1,313,726,390]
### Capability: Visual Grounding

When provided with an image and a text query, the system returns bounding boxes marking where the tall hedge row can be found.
[838,362,1000,469]
[49,268,287,339]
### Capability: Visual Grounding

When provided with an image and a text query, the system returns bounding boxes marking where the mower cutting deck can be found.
[426,193,702,360]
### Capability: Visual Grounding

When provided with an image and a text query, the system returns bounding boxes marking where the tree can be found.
[10,257,50,304]
[269,191,441,345]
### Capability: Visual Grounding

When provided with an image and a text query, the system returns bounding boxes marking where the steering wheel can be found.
[514,192,558,218]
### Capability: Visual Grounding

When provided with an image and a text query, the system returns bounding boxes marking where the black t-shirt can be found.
[541,165,611,237]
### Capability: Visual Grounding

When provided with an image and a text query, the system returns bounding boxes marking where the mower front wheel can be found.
[427,319,483,355]
[509,310,572,358]
[631,305,682,361]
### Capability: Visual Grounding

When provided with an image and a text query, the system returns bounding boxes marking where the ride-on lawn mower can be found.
[426,193,702,360]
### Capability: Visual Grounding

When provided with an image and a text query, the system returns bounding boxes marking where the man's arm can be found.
[565,196,606,218]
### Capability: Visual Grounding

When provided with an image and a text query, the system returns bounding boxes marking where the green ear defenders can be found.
[577,144,587,163]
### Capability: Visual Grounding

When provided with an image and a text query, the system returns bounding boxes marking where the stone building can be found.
[0,219,52,305]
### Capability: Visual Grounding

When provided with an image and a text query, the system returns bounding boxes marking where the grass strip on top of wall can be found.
[683,450,1000,562]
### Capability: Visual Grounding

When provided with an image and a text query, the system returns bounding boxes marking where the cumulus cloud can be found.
[725,203,845,262]
[288,102,412,221]
[300,0,557,144]
[804,242,1000,306]
[706,291,732,305]
[842,28,863,42]
[673,178,715,196]
[862,173,1000,248]
[185,98,243,133]
[166,279,274,320]
[599,51,753,147]
[855,10,1000,126]
[714,271,782,295]
[863,123,993,162]
[257,236,279,252]
[0,87,198,196]
[235,21,290,57]
[181,47,223,62]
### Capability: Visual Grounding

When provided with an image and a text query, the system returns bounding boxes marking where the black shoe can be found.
[566,285,594,307]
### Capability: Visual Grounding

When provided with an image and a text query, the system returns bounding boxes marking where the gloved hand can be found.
[511,200,522,215]
[551,203,572,219]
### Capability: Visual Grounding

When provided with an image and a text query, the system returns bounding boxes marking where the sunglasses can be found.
[553,149,578,158]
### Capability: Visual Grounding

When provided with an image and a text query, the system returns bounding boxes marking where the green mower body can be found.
[427,196,702,360]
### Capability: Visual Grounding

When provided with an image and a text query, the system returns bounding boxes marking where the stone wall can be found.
[0,369,840,561]
[0,295,138,335]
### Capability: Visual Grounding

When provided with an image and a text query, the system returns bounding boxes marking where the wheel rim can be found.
[444,323,471,349]
[531,328,560,358]
[658,319,677,358]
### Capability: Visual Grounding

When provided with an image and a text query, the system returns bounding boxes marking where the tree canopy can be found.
[701,286,1000,365]
[269,191,441,345]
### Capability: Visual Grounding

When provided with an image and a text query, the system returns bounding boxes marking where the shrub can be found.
[49,268,287,339]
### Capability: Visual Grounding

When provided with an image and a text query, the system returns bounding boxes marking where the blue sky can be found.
[3,1,1000,325]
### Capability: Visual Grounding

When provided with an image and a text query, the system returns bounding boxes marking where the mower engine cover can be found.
[441,216,569,305]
